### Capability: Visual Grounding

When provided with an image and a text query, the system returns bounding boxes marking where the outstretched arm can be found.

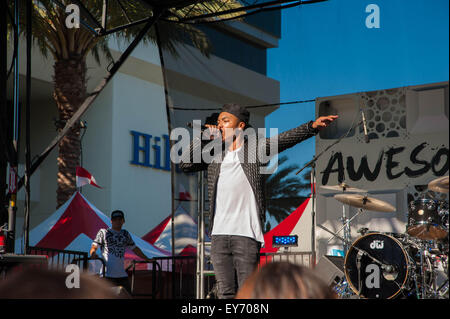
[265,115,338,154]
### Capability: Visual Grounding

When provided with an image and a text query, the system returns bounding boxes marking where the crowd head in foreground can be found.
[236,261,337,299]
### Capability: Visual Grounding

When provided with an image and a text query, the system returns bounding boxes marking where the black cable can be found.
[170,99,315,111]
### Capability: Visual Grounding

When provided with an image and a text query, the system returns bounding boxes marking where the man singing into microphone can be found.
[180,103,337,299]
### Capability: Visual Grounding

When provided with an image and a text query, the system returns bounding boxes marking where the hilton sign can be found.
[130,130,171,171]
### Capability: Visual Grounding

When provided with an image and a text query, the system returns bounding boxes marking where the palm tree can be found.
[263,155,311,233]
[8,0,241,207]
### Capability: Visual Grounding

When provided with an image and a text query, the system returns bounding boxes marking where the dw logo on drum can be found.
[370,240,384,249]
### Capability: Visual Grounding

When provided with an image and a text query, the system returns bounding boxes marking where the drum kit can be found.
[320,177,449,299]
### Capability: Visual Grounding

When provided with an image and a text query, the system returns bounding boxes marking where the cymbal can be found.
[321,183,367,193]
[334,194,396,212]
[428,176,449,193]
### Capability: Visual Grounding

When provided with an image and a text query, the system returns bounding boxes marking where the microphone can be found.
[187,122,222,141]
[360,108,370,143]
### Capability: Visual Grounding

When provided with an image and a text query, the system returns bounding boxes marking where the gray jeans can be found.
[210,235,261,299]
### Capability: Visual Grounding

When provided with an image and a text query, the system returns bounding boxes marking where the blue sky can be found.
[266,0,449,177]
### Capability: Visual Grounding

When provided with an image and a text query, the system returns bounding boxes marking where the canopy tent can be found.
[16,192,169,271]
[142,204,210,256]
[261,196,311,255]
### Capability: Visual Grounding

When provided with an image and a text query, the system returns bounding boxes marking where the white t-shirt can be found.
[211,146,265,245]
[93,228,136,278]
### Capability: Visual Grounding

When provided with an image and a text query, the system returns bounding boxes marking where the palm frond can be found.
[264,155,312,225]
[8,0,242,63]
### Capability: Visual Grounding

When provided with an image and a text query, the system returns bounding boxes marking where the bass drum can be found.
[344,233,413,299]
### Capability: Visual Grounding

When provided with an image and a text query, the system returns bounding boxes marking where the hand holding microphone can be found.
[187,122,222,140]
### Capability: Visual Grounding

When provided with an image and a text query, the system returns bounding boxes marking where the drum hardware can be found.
[338,237,447,299]
[356,249,363,297]
[419,245,429,298]
[317,207,366,298]
[344,233,413,299]
[326,208,366,254]
[317,224,350,246]
[351,246,400,298]
[323,193,396,298]
[357,227,369,236]
[327,176,448,299]
[342,205,351,255]
[332,276,354,298]
[437,279,449,298]
[320,208,367,257]
[327,193,395,256]
[317,184,371,255]
[426,247,440,298]
[414,240,449,299]
[352,245,398,278]
[318,182,368,299]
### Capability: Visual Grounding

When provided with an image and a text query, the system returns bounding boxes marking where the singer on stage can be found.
[180,103,337,299]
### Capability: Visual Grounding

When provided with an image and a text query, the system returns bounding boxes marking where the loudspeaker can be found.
[315,255,345,286]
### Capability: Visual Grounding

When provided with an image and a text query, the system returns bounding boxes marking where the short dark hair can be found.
[111,210,125,219]
[221,103,250,125]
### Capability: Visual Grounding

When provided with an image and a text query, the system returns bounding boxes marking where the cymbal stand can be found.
[317,224,349,245]
[419,243,428,299]
[342,205,350,255]
[326,208,365,254]
[356,250,363,297]
[437,279,449,298]
[415,240,437,299]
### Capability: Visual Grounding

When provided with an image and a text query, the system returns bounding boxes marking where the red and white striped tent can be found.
[15,192,169,271]
[261,196,312,260]
[142,204,210,256]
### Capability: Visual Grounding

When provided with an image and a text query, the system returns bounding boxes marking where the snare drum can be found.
[407,199,448,240]
[344,233,413,299]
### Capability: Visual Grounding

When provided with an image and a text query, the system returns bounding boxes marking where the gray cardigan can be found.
[179,121,319,234]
